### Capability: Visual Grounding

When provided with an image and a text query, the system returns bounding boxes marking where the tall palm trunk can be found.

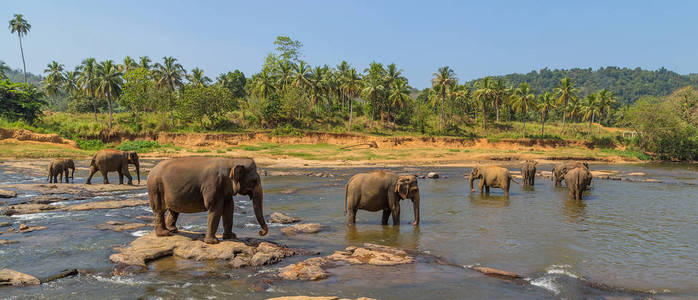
[540,112,546,135]
[440,89,445,133]
[92,97,98,122]
[107,92,114,129]
[561,97,568,133]
[597,110,602,135]
[169,85,175,128]
[495,100,500,123]
[18,33,27,84]
[348,97,353,131]
[522,117,526,138]
[481,103,487,129]
[588,112,594,133]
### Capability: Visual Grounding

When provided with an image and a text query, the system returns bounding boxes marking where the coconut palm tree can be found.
[431,66,457,133]
[187,67,211,87]
[388,78,410,122]
[252,70,275,100]
[596,89,616,134]
[491,78,508,123]
[537,91,556,135]
[43,61,65,100]
[63,68,81,98]
[342,68,361,130]
[120,56,137,73]
[153,56,186,127]
[361,76,384,129]
[510,82,536,138]
[0,61,10,79]
[138,56,152,70]
[276,60,293,91]
[292,61,312,93]
[473,77,494,129]
[78,58,100,121]
[582,93,600,134]
[554,77,579,133]
[95,60,123,129]
[8,14,31,84]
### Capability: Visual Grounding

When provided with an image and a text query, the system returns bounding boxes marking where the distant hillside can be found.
[0,60,43,86]
[468,67,698,105]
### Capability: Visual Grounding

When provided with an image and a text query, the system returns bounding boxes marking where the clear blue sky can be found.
[3,0,698,88]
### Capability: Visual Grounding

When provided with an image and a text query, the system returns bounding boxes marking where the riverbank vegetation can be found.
[2,29,697,160]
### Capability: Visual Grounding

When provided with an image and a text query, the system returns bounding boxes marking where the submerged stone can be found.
[281,223,324,235]
[269,212,301,224]
[0,239,19,245]
[94,221,148,232]
[64,198,148,211]
[0,203,58,216]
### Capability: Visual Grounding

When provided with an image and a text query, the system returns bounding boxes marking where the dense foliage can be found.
[0,79,45,123]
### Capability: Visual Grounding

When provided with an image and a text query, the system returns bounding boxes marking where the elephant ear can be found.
[229,165,245,195]
[395,178,409,199]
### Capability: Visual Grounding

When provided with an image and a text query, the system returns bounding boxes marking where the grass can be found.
[0,142,92,158]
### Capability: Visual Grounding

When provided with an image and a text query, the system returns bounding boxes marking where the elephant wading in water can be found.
[564,167,593,200]
[552,162,589,187]
[344,170,420,226]
[521,160,537,187]
[147,157,268,244]
[86,149,140,185]
[48,159,75,183]
[469,166,518,196]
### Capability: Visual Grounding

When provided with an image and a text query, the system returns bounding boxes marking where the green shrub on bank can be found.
[271,124,303,137]
[116,140,161,153]
[76,139,107,150]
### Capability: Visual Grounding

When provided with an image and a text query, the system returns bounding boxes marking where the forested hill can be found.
[0,60,43,86]
[468,67,698,105]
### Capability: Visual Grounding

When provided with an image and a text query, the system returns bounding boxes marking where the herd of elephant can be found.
[45,149,592,245]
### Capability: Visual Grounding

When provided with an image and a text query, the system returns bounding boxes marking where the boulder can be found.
[1,225,46,234]
[327,243,414,266]
[173,240,254,260]
[626,172,647,176]
[0,189,17,198]
[278,257,332,281]
[281,223,324,235]
[426,172,439,179]
[0,203,58,216]
[269,212,300,224]
[64,198,148,211]
[0,269,40,286]
[94,221,148,232]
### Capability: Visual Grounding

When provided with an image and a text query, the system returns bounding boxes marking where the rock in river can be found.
[0,268,40,286]
[64,198,148,211]
[426,172,439,179]
[269,212,300,224]
[0,203,58,216]
[0,189,17,198]
[281,223,324,235]
[94,221,148,232]
[0,239,19,245]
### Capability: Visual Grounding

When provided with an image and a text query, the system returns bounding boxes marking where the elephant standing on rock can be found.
[564,167,593,200]
[85,149,140,185]
[552,162,589,187]
[344,170,420,226]
[147,157,268,244]
[48,159,75,183]
[469,166,518,196]
[521,160,537,187]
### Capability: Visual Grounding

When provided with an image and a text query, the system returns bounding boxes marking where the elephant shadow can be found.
[561,198,587,223]
[345,225,421,249]
[468,194,510,208]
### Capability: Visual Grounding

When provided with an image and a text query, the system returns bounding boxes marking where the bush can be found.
[116,140,161,153]
[271,124,303,137]
[76,139,106,150]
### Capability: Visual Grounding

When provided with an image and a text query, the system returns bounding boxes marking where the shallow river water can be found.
[0,160,697,299]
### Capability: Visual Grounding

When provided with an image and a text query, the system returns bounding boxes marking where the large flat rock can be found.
[0,189,17,198]
[0,268,40,286]
[0,203,58,216]
[94,221,148,232]
[64,198,148,211]
[281,223,324,235]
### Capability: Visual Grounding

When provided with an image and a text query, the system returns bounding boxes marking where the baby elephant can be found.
[520,160,537,187]
[469,165,518,196]
[47,159,75,183]
[564,167,593,200]
[344,170,420,226]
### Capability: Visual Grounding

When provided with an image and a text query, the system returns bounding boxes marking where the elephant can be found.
[344,170,420,226]
[47,159,75,183]
[85,149,140,185]
[564,167,593,200]
[520,160,537,187]
[552,162,589,187]
[146,157,267,244]
[469,165,518,196]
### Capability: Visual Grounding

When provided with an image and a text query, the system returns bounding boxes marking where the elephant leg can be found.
[122,165,133,185]
[391,204,400,225]
[85,166,98,184]
[222,199,236,240]
[479,180,485,194]
[485,185,490,194]
[99,168,109,184]
[203,191,223,244]
[153,208,171,237]
[59,171,64,183]
[64,170,70,183]
[504,184,510,197]
[118,170,124,185]
[381,209,391,225]
[345,195,358,226]
[165,210,179,233]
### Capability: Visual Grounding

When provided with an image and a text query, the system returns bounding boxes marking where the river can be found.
[1,160,696,299]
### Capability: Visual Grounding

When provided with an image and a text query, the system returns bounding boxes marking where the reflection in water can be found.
[468,193,511,207]
[562,199,587,223]
[345,225,421,250]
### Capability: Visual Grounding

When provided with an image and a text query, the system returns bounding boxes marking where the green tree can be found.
[473,77,494,129]
[95,60,123,129]
[510,82,536,137]
[596,89,616,133]
[62,68,81,98]
[582,93,600,133]
[273,36,303,62]
[554,77,579,132]
[153,56,185,127]
[138,56,152,70]
[216,70,246,99]
[537,91,556,135]
[341,67,361,130]
[43,61,65,100]
[491,78,508,123]
[77,58,100,121]
[187,67,211,87]
[8,14,31,84]
[120,67,152,119]
[388,78,410,122]
[0,79,45,123]
[120,56,137,73]
[432,66,457,133]
[0,61,10,79]
[177,85,234,129]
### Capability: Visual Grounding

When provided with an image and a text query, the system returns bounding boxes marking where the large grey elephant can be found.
[469,165,518,196]
[147,157,267,244]
[344,170,420,226]
[552,162,589,187]
[47,159,75,183]
[520,160,537,187]
[85,149,140,185]
[564,167,593,200]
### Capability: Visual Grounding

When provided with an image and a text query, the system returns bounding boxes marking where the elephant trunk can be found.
[135,161,141,184]
[251,180,268,236]
[71,167,75,179]
[412,192,420,226]
[469,175,475,192]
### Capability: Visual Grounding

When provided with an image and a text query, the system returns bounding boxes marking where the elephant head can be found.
[395,175,420,225]
[469,167,483,192]
[66,159,75,179]
[230,162,268,236]
[126,152,140,184]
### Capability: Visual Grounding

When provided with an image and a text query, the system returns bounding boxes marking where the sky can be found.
[2,0,698,89]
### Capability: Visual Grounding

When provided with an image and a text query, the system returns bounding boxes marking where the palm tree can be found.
[63,68,81,98]
[596,89,616,134]
[342,68,361,130]
[95,60,123,129]
[537,91,556,135]
[8,14,31,84]
[43,61,65,100]
[554,77,579,133]
[153,56,186,127]
[491,78,508,123]
[138,56,152,70]
[582,93,600,134]
[0,61,10,79]
[388,78,410,122]
[431,66,457,133]
[292,61,311,92]
[120,56,137,73]
[252,70,275,99]
[510,82,536,138]
[473,77,494,129]
[361,76,384,129]
[276,60,293,91]
[187,67,211,87]
[78,58,100,121]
